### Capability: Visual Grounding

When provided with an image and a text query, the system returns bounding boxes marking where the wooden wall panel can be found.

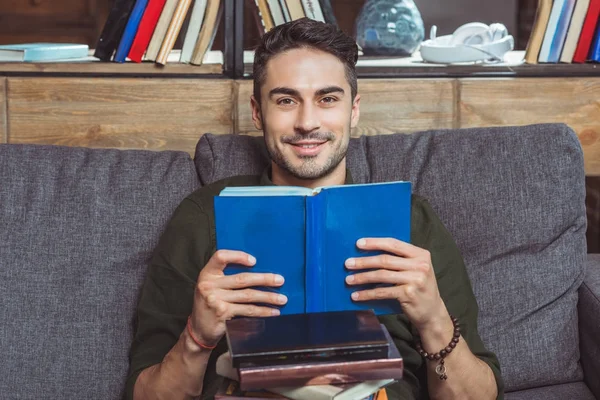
[352,79,455,136]
[7,78,234,155]
[0,78,6,144]
[459,78,600,176]
[235,79,456,136]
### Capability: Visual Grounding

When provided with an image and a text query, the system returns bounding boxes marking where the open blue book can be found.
[214,180,411,316]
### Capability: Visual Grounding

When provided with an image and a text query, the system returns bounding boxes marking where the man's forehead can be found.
[262,48,348,93]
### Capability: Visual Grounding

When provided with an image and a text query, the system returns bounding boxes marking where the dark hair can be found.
[253,18,359,105]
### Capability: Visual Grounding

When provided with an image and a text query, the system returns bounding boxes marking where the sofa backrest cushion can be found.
[194,123,587,392]
[0,144,200,399]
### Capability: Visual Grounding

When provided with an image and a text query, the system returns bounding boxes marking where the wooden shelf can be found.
[242,51,600,79]
[0,50,224,77]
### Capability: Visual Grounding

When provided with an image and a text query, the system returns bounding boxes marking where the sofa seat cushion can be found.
[194,123,587,392]
[0,144,199,399]
[505,382,595,400]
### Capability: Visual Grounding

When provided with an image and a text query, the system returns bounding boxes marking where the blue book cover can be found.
[548,0,577,63]
[214,181,411,316]
[114,0,149,63]
[590,22,600,62]
[0,43,89,62]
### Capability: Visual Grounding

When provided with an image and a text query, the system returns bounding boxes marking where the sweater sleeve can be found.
[379,195,504,400]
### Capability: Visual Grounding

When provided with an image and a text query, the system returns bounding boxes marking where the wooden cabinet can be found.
[0,68,598,176]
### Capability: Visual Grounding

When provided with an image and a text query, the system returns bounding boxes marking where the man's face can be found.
[251,47,360,181]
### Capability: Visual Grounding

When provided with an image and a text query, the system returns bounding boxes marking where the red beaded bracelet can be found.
[414,315,461,381]
[186,316,217,350]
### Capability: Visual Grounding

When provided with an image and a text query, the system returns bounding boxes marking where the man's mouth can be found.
[292,141,326,148]
[288,141,327,156]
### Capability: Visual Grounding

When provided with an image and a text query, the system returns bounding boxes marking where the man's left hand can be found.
[345,238,449,333]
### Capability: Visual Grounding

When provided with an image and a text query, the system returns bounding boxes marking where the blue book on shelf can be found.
[590,22,600,62]
[0,43,89,62]
[547,0,577,63]
[214,181,411,316]
[114,0,149,63]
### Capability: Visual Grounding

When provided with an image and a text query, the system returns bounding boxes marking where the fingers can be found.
[206,249,257,272]
[216,272,285,289]
[346,253,413,272]
[217,288,288,306]
[350,285,403,302]
[356,237,421,258]
[208,296,281,319]
[346,270,422,286]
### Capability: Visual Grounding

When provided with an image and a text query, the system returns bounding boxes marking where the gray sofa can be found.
[0,123,598,399]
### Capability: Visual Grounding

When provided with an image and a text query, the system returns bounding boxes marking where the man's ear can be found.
[250,95,263,131]
[350,94,361,129]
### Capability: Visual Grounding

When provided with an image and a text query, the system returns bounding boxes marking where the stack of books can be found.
[248,0,337,36]
[93,0,336,66]
[94,0,224,65]
[524,0,600,63]
[215,310,403,400]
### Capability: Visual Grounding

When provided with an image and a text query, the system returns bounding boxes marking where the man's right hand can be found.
[188,250,287,347]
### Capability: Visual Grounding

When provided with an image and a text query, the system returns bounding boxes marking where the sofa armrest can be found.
[579,254,600,398]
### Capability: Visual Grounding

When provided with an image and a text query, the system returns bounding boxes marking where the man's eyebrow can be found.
[315,86,345,97]
[268,86,346,99]
[269,87,300,98]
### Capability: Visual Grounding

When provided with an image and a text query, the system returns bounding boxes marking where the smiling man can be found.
[126,18,503,400]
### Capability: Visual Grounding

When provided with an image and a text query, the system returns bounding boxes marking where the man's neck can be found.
[270,160,347,189]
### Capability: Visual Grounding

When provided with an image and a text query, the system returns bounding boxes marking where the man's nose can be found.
[294,103,321,133]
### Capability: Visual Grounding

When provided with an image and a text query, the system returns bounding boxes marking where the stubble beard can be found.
[264,124,350,181]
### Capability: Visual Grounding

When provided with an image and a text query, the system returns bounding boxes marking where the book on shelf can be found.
[190,0,223,65]
[524,0,552,64]
[180,0,208,63]
[214,181,411,316]
[144,0,178,61]
[573,0,600,62]
[525,0,600,64]
[590,22,600,62]
[128,0,168,63]
[218,321,403,390]
[538,0,576,63]
[94,0,137,61]
[559,0,591,62]
[155,0,193,65]
[0,43,89,62]
[114,0,149,63]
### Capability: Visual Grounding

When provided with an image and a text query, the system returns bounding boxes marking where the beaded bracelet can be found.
[186,316,217,350]
[414,315,461,380]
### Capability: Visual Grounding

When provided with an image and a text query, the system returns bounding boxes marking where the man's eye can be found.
[278,98,295,105]
[321,97,336,104]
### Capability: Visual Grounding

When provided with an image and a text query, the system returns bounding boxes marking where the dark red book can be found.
[217,323,403,390]
[128,0,167,63]
[573,0,600,63]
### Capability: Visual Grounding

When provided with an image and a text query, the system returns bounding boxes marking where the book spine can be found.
[278,0,291,22]
[239,358,403,389]
[190,0,222,65]
[180,0,208,63]
[145,0,179,61]
[156,0,193,65]
[114,0,150,63]
[94,0,137,61]
[591,24,600,62]
[128,0,168,63]
[573,0,600,62]
[305,195,325,313]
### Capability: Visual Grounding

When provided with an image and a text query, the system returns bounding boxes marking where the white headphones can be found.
[419,22,514,64]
